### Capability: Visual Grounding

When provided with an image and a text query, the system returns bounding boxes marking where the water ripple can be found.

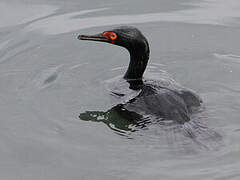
[213,53,240,63]
[25,0,240,35]
[0,2,58,28]
[33,64,64,89]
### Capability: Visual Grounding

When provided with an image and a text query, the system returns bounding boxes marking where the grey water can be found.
[1,0,240,179]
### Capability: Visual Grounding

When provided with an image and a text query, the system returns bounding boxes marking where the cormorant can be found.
[78,26,202,125]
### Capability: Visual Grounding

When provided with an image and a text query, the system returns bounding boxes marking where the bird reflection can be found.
[79,104,222,149]
[79,104,152,135]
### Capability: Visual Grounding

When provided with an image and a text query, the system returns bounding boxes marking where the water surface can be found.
[0,0,240,179]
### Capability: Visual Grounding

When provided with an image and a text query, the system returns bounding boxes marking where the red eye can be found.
[102,32,117,40]
[110,33,117,40]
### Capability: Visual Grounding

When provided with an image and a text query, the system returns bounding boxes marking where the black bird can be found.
[78,26,202,126]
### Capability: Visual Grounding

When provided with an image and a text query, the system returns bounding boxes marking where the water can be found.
[1,0,240,179]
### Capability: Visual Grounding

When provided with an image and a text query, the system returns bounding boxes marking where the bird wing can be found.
[123,85,190,124]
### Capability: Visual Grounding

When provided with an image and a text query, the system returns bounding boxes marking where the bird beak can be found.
[77,33,110,43]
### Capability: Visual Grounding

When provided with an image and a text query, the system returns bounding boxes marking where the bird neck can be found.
[124,48,149,81]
